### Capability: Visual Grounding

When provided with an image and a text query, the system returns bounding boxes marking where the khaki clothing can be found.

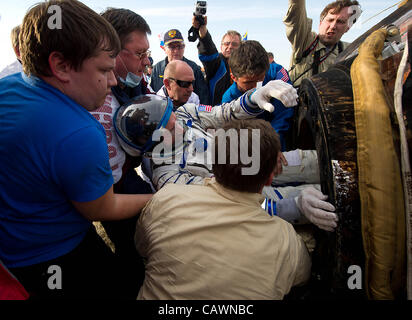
[283,0,349,86]
[135,178,311,300]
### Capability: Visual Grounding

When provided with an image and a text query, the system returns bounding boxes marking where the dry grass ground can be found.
[92,166,153,254]
[93,221,115,253]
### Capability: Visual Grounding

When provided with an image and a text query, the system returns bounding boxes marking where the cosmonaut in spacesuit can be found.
[114,80,338,231]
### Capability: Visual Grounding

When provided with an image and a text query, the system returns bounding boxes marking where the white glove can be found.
[250,80,298,112]
[295,187,338,232]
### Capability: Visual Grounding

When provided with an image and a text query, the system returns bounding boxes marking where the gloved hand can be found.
[250,80,298,112]
[295,187,338,232]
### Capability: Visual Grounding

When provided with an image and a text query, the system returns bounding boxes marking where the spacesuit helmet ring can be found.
[113,94,174,157]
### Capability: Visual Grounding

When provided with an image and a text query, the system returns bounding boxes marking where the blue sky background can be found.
[0,0,400,71]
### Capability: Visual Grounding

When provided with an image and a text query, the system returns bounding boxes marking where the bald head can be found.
[164,60,194,80]
[164,60,195,107]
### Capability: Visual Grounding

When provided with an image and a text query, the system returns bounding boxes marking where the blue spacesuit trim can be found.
[267,199,273,216]
[274,189,283,200]
[265,199,271,216]
[272,200,277,216]
[267,199,277,216]
[173,173,184,184]
[240,93,264,116]
[180,105,190,118]
[194,105,200,121]
[186,177,195,185]
[158,172,178,189]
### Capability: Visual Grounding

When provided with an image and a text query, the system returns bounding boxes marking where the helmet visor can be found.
[114,94,173,156]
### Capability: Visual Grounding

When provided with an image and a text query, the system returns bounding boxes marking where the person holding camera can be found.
[192,15,242,106]
[150,29,210,105]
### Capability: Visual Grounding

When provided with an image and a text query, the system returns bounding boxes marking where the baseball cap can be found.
[164,29,184,46]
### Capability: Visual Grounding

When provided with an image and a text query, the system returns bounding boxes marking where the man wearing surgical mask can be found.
[90,8,154,296]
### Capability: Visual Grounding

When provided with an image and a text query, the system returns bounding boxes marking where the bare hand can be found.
[279,152,288,167]
[191,15,207,38]
[274,152,288,176]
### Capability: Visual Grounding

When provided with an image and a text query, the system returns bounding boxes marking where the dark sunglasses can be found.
[168,78,194,88]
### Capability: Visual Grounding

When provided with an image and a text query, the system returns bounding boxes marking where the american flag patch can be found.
[278,67,290,82]
[198,105,213,112]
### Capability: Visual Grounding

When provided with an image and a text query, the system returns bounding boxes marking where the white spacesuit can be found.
[114,81,337,231]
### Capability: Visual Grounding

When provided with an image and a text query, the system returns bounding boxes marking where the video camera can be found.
[188,1,207,42]
[194,1,207,23]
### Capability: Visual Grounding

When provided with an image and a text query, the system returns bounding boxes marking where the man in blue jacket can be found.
[222,40,294,150]
[192,16,242,106]
[150,29,210,105]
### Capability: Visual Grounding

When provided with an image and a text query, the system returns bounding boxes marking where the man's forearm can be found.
[73,189,152,222]
[109,193,153,221]
[199,25,207,39]
[284,0,307,23]
[197,30,217,56]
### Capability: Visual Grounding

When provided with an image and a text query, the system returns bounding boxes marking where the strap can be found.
[338,40,344,54]
[288,36,319,74]
[299,36,320,62]
[312,50,321,75]
[291,41,340,85]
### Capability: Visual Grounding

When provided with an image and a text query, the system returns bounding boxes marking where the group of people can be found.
[0,0,360,300]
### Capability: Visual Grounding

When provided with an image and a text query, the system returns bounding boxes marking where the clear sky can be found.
[0,0,400,71]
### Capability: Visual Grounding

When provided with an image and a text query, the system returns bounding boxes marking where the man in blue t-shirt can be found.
[222,40,294,151]
[0,0,151,299]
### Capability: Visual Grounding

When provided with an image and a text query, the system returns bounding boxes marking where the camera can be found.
[188,1,207,42]
[194,1,207,16]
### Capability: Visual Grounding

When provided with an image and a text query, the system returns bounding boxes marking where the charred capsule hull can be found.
[292,61,365,298]
[290,0,412,299]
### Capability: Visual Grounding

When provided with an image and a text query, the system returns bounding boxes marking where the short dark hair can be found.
[212,119,280,193]
[101,8,151,47]
[229,40,269,78]
[20,0,120,77]
[320,0,360,21]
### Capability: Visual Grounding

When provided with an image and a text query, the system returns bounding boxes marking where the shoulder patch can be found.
[198,105,213,112]
[278,67,290,82]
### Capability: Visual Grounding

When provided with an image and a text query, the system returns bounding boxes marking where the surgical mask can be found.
[119,72,142,88]
[118,55,142,88]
